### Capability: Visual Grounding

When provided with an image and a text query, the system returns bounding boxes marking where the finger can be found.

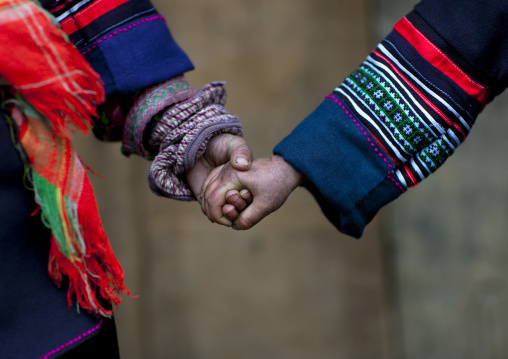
[200,165,226,218]
[231,199,271,230]
[207,191,234,226]
[223,204,239,222]
[201,166,238,224]
[217,216,233,227]
[226,136,253,171]
[226,190,248,212]
[202,180,233,226]
[239,189,253,204]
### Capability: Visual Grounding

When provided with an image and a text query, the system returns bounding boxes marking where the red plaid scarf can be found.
[0,0,129,316]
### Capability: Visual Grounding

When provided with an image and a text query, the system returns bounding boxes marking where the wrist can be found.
[271,155,307,189]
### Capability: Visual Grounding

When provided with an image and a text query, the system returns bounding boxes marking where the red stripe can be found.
[373,49,467,141]
[403,163,418,187]
[367,127,402,166]
[60,19,78,35]
[393,17,489,106]
[60,0,131,36]
[48,3,66,13]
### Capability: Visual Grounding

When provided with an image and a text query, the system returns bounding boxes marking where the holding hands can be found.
[185,133,253,198]
[198,154,306,230]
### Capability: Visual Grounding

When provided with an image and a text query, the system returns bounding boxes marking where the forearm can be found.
[275,0,508,238]
[39,1,246,201]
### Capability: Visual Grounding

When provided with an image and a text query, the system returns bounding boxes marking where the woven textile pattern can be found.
[122,75,194,158]
[148,82,243,200]
[0,0,128,317]
[334,16,489,188]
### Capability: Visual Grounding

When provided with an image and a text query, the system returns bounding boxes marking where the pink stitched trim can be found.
[40,320,103,359]
[325,94,406,193]
[80,15,165,55]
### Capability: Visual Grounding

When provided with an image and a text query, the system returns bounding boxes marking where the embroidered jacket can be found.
[275,0,508,238]
[0,0,241,357]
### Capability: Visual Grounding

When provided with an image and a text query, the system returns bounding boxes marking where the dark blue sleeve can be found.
[274,0,508,238]
[413,0,508,99]
[274,98,402,238]
[42,0,194,97]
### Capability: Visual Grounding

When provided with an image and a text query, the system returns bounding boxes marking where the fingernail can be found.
[240,189,250,197]
[235,156,249,167]
[227,193,239,201]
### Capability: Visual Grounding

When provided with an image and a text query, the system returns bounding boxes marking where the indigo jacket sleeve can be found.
[41,0,194,97]
[40,0,201,158]
[274,0,508,238]
[39,0,244,199]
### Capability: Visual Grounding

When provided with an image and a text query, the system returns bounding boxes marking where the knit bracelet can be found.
[121,74,194,158]
[147,82,243,200]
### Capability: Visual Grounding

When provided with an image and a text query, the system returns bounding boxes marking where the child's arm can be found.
[200,156,306,228]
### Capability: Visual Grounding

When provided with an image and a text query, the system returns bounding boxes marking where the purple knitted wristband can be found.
[147,82,243,200]
[121,75,194,158]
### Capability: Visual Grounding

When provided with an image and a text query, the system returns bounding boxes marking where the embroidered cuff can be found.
[147,82,243,200]
[275,14,489,237]
[121,75,194,158]
[336,15,488,188]
[274,98,402,238]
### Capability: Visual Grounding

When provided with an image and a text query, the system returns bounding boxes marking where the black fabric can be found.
[69,0,157,50]
[414,0,508,99]
[59,317,120,359]
[0,111,107,358]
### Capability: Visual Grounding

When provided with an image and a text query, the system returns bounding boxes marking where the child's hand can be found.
[222,188,253,222]
[185,133,252,200]
[200,155,305,229]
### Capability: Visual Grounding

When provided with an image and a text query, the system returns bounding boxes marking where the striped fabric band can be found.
[334,16,488,188]
[56,0,130,35]
[49,0,157,50]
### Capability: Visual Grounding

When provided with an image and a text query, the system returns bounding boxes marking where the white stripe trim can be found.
[446,129,460,147]
[395,169,407,188]
[362,60,438,140]
[366,56,445,137]
[56,0,93,22]
[377,43,471,132]
[409,157,425,181]
[335,86,408,163]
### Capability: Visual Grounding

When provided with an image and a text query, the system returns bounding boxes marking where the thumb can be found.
[231,199,272,230]
[226,136,253,171]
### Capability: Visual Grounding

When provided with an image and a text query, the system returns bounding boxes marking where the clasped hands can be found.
[186,134,305,229]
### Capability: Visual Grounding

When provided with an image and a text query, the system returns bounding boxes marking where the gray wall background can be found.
[74,0,508,358]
